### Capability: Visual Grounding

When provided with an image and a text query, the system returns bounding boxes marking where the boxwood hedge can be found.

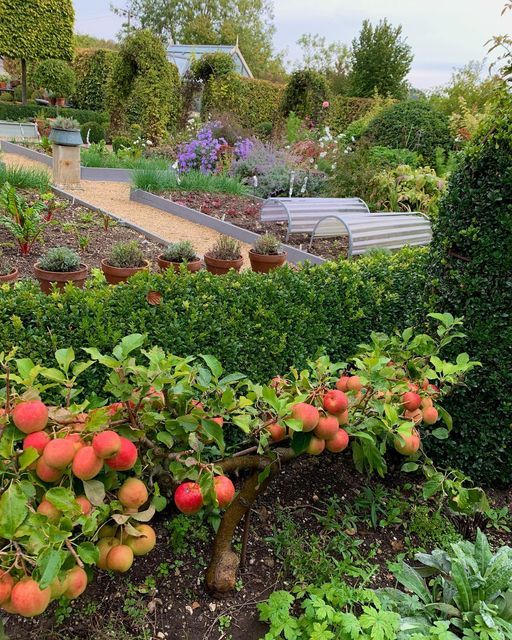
[0,102,108,125]
[426,90,512,487]
[0,249,427,397]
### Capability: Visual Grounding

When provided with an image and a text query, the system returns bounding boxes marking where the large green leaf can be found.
[37,548,66,589]
[0,483,29,538]
[451,560,473,612]
[394,563,433,604]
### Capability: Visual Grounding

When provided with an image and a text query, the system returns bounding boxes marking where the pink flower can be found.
[322,101,330,109]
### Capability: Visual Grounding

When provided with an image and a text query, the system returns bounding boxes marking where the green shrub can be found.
[202,73,285,129]
[80,121,105,144]
[107,30,181,141]
[326,95,376,134]
[0,93,13,102]
[365,100,453,164]
[112,135,132,153]
[190,52,235,82]
[330,144,378,207]
[281,69,329,121]
[367,146,422,169]
[0,102,108,125]
[38,247,81,272]
[0,248,428,397]
[426,90,512,486]
[32,59,75,98]
[73,48,117,111]
[253,120,273,139]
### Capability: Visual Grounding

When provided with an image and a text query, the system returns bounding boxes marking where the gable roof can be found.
[167,44,253,78]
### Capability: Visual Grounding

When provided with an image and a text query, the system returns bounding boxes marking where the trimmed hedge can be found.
[0,249,427,396]
[202,73,285,128]
[326,96,376,134]
[426,90,512,487]
[73,48,117,112]
[281,69,329,121]
[0,102,108,125]
[365,100,453,164]
[108,30,181,141]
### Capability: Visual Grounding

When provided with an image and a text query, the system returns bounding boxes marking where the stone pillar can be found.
[52,144,81,188]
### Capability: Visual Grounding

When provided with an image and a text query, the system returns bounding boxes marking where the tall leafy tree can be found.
[349,19,413,99]
[111,0,284,79]
[0,0,74,104]
[297,33,351,94]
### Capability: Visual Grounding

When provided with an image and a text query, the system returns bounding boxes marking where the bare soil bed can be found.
[6,452,511,640]
[0,193,165,279]
[166,191,349,261]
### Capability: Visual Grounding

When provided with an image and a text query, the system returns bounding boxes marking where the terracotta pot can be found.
[249,250,287,274]
[55,97,66,107]
[157,255,202,273]
[34,263,88,294]
[49,97,57,106]
[0,268,19,283]
[204,254,243,275]
[101,259,149,285]
[0,82,6,90]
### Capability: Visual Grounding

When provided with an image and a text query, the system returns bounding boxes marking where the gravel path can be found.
[1,152,252,260]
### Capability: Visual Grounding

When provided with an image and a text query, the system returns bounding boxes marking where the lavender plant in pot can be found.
[157,241,202,273]
[249,234,287,273]
[0,251,18,283]
[204,236,243,275]
[34,247,88,294]
[101,241,149,284]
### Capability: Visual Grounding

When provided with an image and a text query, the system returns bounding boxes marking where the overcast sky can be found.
[73,0,510,89]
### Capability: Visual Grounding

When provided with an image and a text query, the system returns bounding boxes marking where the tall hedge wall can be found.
[0,249,427,396]
[426,90,512,487]
[327,96,376,134]
[73,49,117,112]
[201,73,285,128]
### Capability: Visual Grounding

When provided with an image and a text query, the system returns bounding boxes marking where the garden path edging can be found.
[130,189,326,266]
[1,141,134,182]
[52,186,169,248]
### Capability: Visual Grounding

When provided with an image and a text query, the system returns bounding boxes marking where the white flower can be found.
[319,151,327,158]
[146,140,153,146]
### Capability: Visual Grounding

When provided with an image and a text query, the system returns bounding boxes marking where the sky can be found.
[73,0,510,90]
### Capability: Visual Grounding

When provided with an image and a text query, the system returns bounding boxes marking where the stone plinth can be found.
[52,143,81,188]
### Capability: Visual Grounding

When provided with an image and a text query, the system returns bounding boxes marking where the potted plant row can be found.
[34,247,88,294]
[249,233,287,273]
[0,72,11,90]
[101,241,149,285]
[158,241,202,273]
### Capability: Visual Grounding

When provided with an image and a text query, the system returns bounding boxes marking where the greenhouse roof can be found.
[167,44,253,78]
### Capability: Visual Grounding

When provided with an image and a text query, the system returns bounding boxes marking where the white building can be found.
[167,44,253,78]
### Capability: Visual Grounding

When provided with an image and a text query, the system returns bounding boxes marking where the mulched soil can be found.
[0,193,166,279]
[6,453,511,640]
[167,191,349,261]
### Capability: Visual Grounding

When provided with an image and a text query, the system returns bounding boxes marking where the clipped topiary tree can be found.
[73,49,117,111]
[32,59,75,102]
[426,89,512,486]
[107,29,180,141]
[364,100,453,164]
[281,69,329,122]
[191,52,235,82]
[0,0,74,104]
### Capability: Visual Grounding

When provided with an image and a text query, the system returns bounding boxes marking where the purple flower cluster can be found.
[177,122,226,174]
[233,138,254,161]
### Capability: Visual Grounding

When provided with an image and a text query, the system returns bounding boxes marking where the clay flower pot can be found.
[157,255,202,273]
[101,259,149,285]
[34,263,88,294]
[0,268,19,283]
[249,250,287,274]
[55,97,66,107]
[204,254,243,275]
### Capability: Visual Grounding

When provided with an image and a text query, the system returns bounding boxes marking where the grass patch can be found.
[0,162,51,191]
[133,168,249,195]
[80,147,169,171]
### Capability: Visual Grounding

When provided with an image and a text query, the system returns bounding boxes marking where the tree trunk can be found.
[205,449,296,594]
[21,59,27,105]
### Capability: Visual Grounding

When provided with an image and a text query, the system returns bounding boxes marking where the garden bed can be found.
[0,193,165,279]
[159,191,349,261]
[6,453,511,640]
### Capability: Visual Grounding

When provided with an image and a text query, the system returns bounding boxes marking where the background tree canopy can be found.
[112,0,285,81]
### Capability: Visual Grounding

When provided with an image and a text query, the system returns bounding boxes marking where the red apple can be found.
[214,476,235,508]
[322,389,348,414]
[325,429,349,453]
[174,482,203,515]
[402,391,422,412]
[291,403,320,432]
[314,415,339,440]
